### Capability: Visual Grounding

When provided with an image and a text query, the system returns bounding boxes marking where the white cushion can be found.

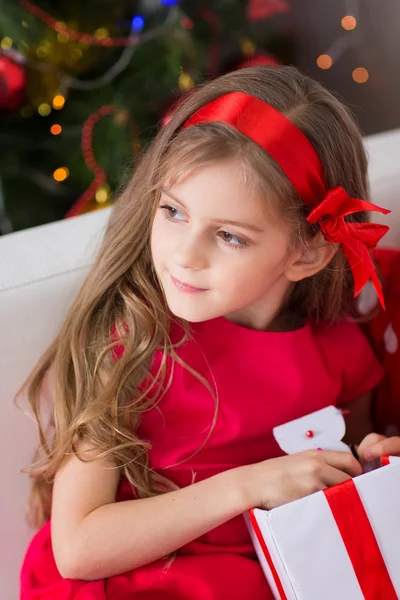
[365,128,400,246]
[0,209,110,598]
[1,129,400,598]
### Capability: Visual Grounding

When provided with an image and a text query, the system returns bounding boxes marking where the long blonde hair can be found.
[19,65,370,527]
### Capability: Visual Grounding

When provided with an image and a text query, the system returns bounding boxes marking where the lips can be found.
[170,275,208,293]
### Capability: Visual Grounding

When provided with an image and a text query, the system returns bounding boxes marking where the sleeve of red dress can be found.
[334,320,385,405]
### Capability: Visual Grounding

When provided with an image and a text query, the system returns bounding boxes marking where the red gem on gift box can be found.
[305,430,314,438]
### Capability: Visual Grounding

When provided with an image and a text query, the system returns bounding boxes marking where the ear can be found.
[284,233,338,282]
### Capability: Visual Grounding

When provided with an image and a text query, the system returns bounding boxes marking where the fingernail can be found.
[364,449,374,461]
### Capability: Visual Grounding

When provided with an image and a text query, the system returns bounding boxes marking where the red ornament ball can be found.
[305,430,314,439]
[0,55,26,112]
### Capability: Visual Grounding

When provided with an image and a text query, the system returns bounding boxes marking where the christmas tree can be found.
[0,0,293,233]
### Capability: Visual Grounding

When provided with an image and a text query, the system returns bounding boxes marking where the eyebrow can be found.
[161,189,265,233]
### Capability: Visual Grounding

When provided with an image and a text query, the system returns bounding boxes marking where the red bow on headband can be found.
[182,92,391,307]
[307,187,390,308]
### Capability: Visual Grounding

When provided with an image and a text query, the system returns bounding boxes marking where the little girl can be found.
[20,66,400,600]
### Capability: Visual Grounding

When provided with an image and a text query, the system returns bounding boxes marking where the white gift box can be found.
[246,459,400,600]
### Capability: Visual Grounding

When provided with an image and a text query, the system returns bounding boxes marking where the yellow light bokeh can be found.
[114,110,129,125]
[352,67,369,83]
[50,124,62,135]
[95,185,110,204]
[1,37,13,50]
[240,38,256,56]
[341,15,357,30]
[317,54,333,70]
[53,167,70,182]
[71,47,83,60]
[36,45,50,59]
[94,28,109,40]
[53,95,66,110]
[38,103,52,117]
[57,31,70,43]
[179,72,194,90]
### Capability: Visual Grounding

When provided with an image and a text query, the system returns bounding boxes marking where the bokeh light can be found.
[50,124,62,135]
[53,167,70,182]
[352,67,369,83]
[317,54,333,69]
[341,16,357,31]
[53,95,66,110]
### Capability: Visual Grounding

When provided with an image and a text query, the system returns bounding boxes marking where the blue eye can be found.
[218,231,247,248]
[160,204,185,221]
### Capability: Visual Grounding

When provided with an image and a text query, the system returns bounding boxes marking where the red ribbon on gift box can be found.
[323,480,397,600]
[250,474,397,600]
[249,509,289,600]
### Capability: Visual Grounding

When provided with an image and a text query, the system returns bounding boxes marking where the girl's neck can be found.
[267,310,305,332]
[224,308,305,333]
[224,281,298,332]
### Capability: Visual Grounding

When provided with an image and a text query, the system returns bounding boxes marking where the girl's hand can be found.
[357,433,400,463]
[239,450,362,511]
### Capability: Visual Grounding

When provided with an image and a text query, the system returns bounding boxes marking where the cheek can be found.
[225,249,286,286]
[150,218,163,268]
[150,214,167,256]
[220,241,288,290]
[226,262,271,291]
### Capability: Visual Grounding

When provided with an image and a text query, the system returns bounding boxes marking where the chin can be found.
[168,306,211,323]
[166,298,219,323]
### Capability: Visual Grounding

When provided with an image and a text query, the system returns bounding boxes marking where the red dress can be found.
[20,317,383,599]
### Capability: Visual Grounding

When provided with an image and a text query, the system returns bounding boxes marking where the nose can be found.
[173,232,208,271]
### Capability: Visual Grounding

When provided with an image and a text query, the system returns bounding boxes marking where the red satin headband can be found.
[182,91,390,308]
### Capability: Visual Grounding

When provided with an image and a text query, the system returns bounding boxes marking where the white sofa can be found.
[1,129,400,599]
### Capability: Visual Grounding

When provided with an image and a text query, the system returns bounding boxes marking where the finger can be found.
[362,437,400,461]
[322,465,353,488]
[357,433,386,461]
[319,450,363,477]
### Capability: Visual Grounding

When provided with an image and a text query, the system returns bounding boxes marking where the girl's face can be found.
[151,160,299,329]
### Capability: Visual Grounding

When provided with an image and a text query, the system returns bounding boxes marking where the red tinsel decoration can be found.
[18,0,139,47]
[65,105,115,218]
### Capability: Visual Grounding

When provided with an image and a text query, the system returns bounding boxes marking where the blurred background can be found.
[0,0,399,234]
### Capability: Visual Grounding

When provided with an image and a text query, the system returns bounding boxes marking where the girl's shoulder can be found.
[310,317,384,402]
[310,316,366,341]
[309,316,379,362]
